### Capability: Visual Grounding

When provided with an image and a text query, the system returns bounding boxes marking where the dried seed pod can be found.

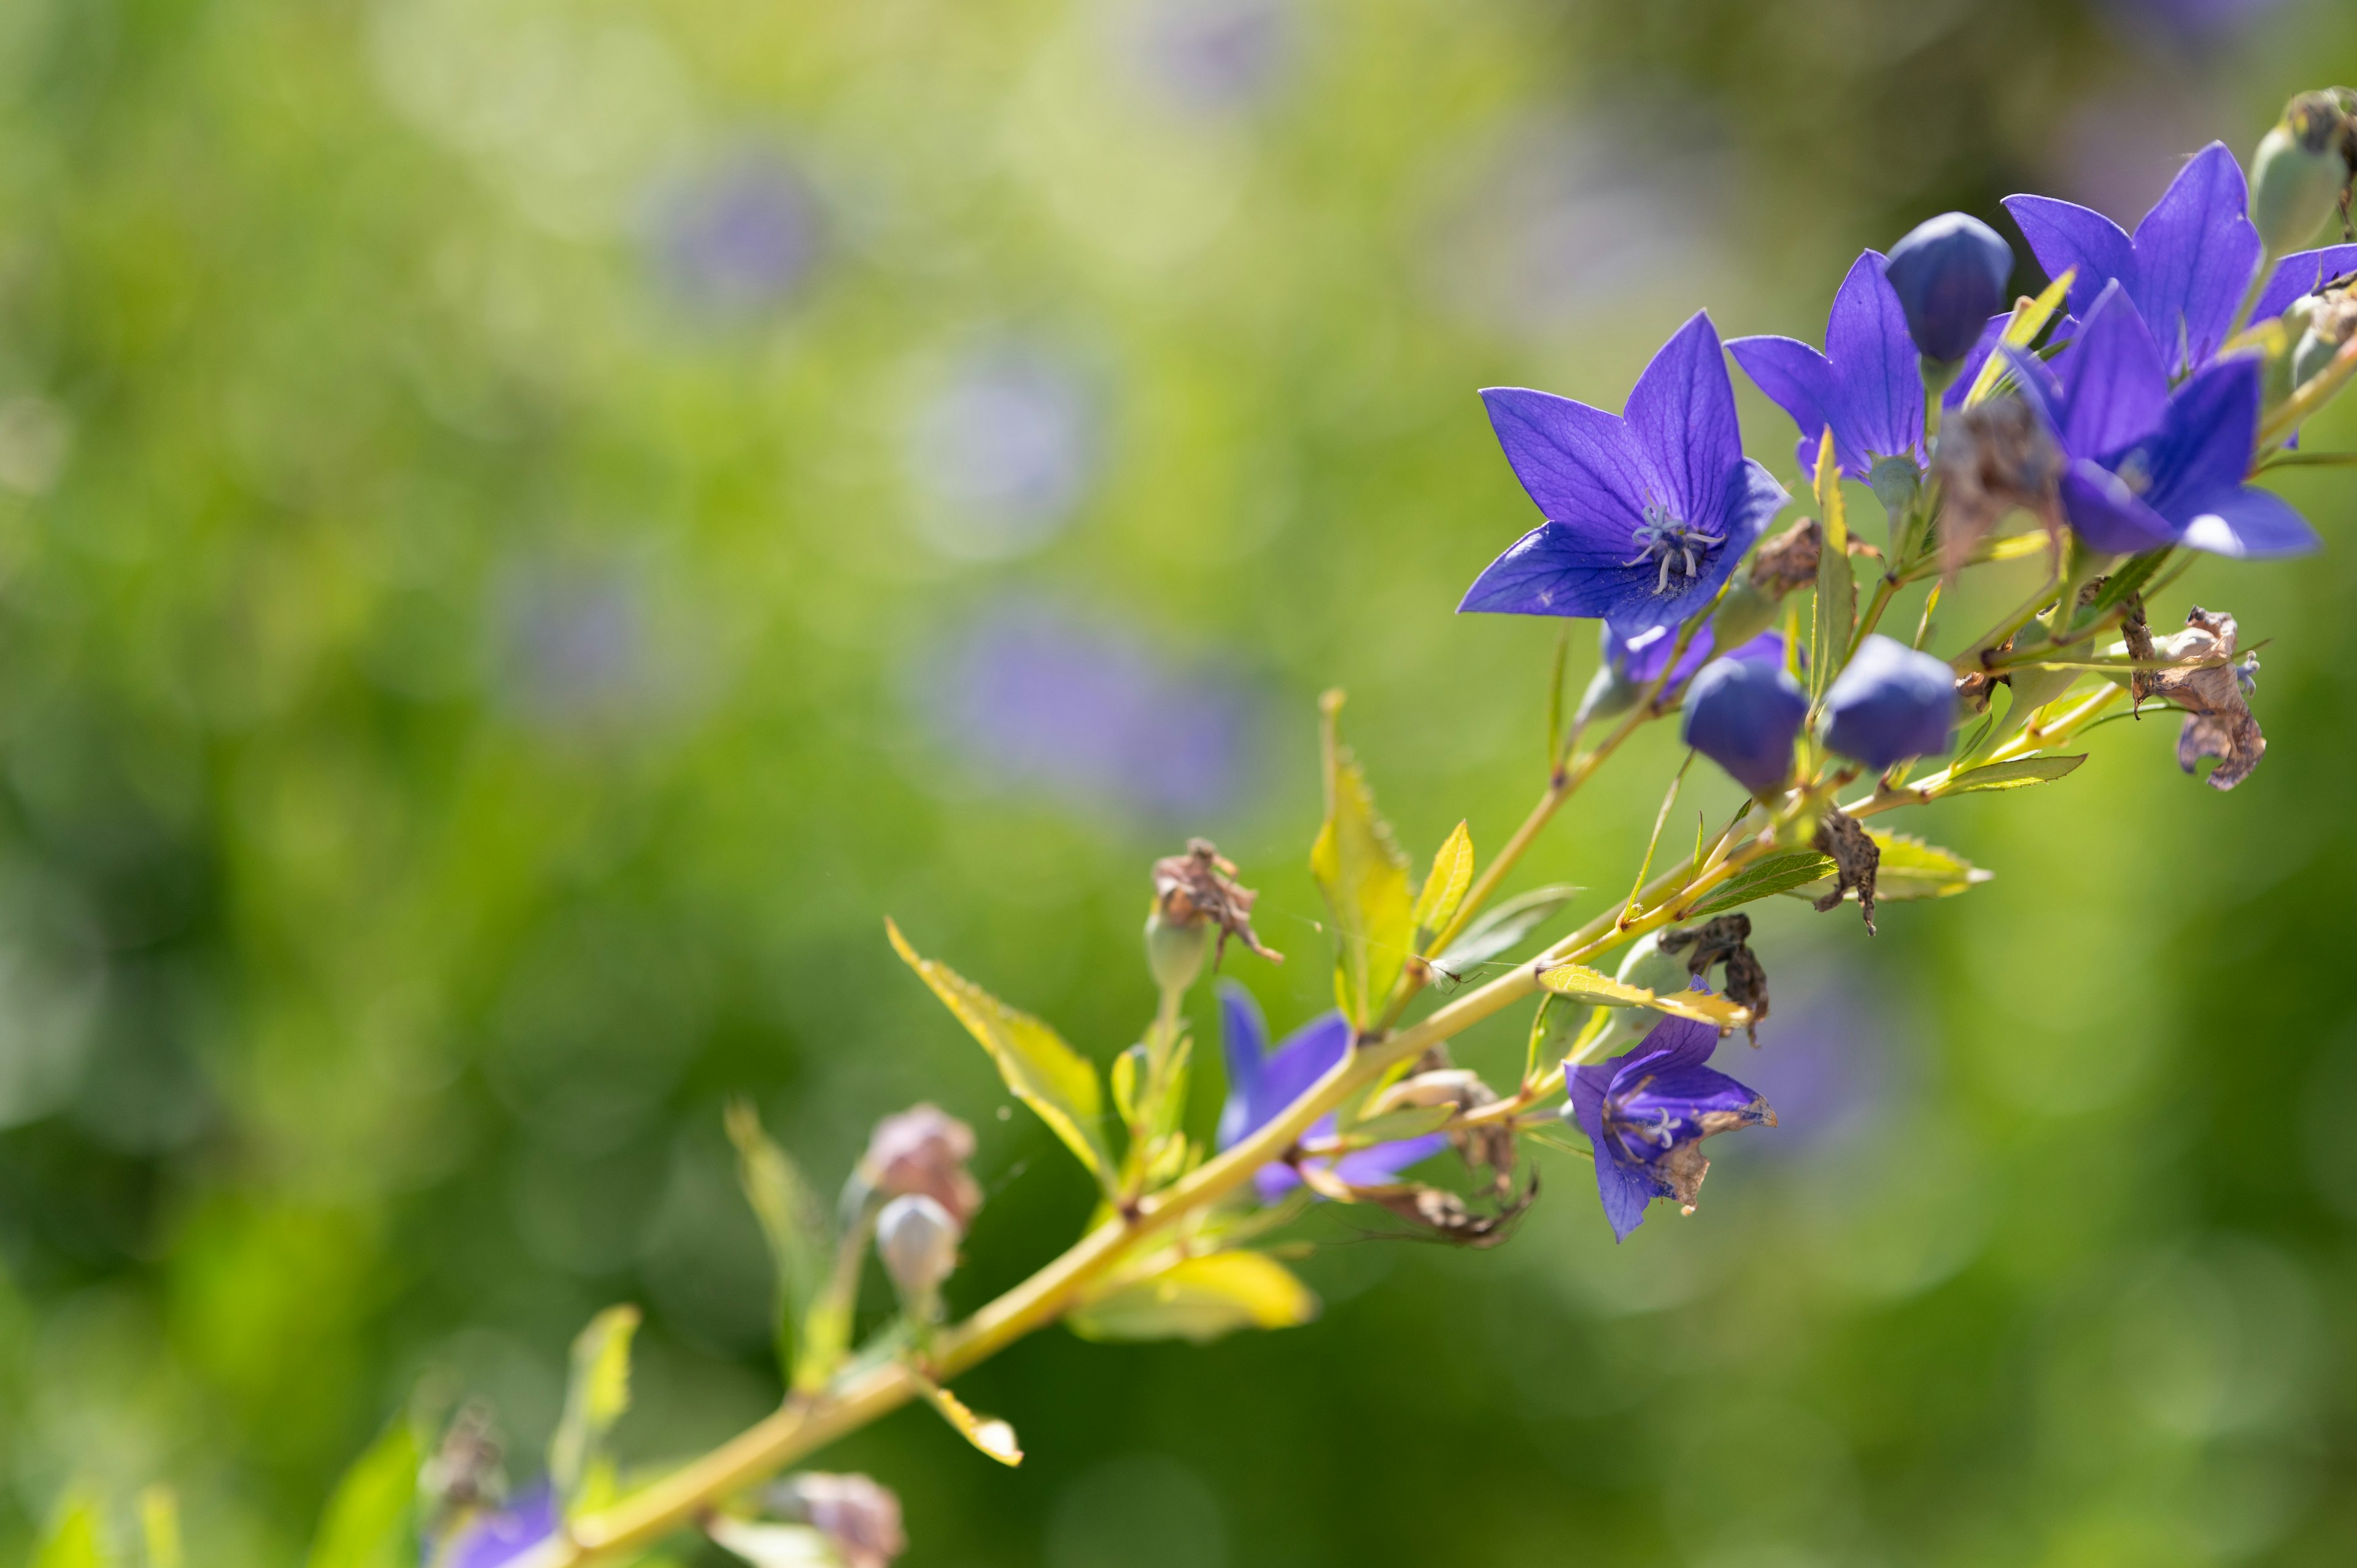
[1811,808,1881,933]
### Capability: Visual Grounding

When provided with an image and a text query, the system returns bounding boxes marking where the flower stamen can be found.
[1623,502,1725,595]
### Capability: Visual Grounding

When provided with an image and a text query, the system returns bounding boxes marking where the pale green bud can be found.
[1144,909,1210,994]
[877,1194,959,1311]
[2292,323,2339,391]
[2251,94,2355,256]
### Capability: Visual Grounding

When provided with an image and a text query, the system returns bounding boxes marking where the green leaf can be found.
[915,1377,1023,1466]
[705,1518,845,1568]
[1310,692,1415,1024]
[139,1488,183,1568]
[550,1304,641,1518]
[886,917,1112,1186]
[723,1100,831,1388]
[1809,430,1854,703]
[1069,1251,1320,1344]
[34,1493,106,1568]
[1535,962,1755,1028]
[2088,548,2169,616]
[1522,1126,1593,1161]
[1679,850,1837,918]
[306,1421,420,1568]
[1940,754,2087,795]
[1428,884,1581,986]
[1410,821,1474,949]
[1962,268,2073,408]
[1781,831,1990,904]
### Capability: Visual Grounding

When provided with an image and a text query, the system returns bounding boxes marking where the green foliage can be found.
[915,1378,1023,1467]
[723,1100,832,1388]
[304,1423,419,1568]
[1429,886,1581,987]
[1310,693,1415,1025]
[1809,430,1855,699]
[1069,1251,1319,1344]
[33,1494,105,1568]
[886,918,1113,1189]
[1410,821,1474,950]
[551,1305,641,1520]
[1535,962,1753,1027]
[1941,754,2088,794]
[1783,831,1989,903]
[1683,850,1839,917]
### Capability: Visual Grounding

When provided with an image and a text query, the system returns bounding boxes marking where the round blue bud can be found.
[1819,634,1957,769]
[1883,213,2013,363]
[1681,652,1807,794]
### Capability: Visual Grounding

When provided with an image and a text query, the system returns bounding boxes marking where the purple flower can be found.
[2247,243,2357,323]
[2005,284,2318,559]
[1218,984,1442,1203]
[1461,313,1787,636]
[1820,634,1956,769]
[2004,142,2260,377]
[1604,621,1782,689]
[1566,1012,1774,1242]
[652,148,822,316]
[432,1485,557,1568]
[1728,251,1926,481]
[1883,214,2015,363]
[1681,647,1806,793]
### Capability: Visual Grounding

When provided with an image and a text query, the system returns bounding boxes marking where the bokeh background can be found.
[5,0,2357,1563]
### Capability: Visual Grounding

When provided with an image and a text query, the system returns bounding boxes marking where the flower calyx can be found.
[862,1103,985,1229]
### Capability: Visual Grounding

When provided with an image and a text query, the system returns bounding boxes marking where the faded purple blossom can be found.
[1461,313,1787,636]
[770,1472,908,1568]
[2005,284,2318,558]
[862,1103,983,1229]
[651,147,822,315]
[1123,0,1296,115]
[1820,634,1957,770]
[913,601,1252,820]
[906,343,1099,559]
[1729,250,1927,481]
[432,1483,556,1568]
[1566,1011,1775,1242]
[1218,983,1442,1203]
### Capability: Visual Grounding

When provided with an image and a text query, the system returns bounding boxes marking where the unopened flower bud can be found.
[1820,634,1957,769]
[2251,92,2355,255]
[1709,576,1781,652]
[1883,212,2014,363]
[876,1194,960,1307]
[1144,908,1211,994]
[768,1473,908,1568]
[1681,651,1807,794]
[862,1104,983,1228]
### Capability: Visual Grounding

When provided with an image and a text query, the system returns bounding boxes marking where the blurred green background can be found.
[6,0,2357,1564]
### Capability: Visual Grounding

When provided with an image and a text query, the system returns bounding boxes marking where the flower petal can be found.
[2059,458,2175,554]
[2249,244,2357,323]
[1726,334,1841,467]
[2004,193,2137,323]
[1611,1013,1722,1083]
[1333,1133,1447,1187]
[2145,355,2261,524]
[1622,312,1743,525]
[2177,486,2320,558]
[1458,523,1640,619]
[2129,142,2261,373]
[1478,387,1648,539]
[2054,282,2169,459]
[1216,982,1268,1149]
[1822,250,1925,468]
[1254,1012,1352,1129]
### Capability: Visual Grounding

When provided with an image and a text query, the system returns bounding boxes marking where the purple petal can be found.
[1821,250,1925,468]
[1941,314,2009,410]
[2054,284,2169,458]
[1215,982,1267,1150]
[2177,486,2320,558]
[1458,523,1643,619]
[2059,459,2176,554]
[2250,244,2357,323]
[1623,312,1743,525]
[1479,387,1649,538]
[2145,356,2261,523]
[1568,1062,1652,1242]
[1632,1063,1772,1126]
[1726,334,1840,468]
[1609,1013,1722,1085]
[1253,1012,1351,1128]
[442,1486,558,1568]
[2003,194,2137,323]
[2129,142,2261,373]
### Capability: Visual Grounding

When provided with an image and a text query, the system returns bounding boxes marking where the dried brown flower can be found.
[1749,516,1823,595]
[771,1473,908,1568]
[1930,396,2065,577]
[862,1103,984,1229]
[1658,913,1770,1044]
[1151,837,1283,967]
[1811,808,1881,934]
[2149,606,2265,790]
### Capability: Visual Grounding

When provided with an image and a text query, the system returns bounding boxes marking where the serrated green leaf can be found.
[34,1493,105,1568]
[887,918,1112,1186]
[1429,884,1581,986]
[1962,267,2073,408]
[1940,753,2087,795]
[1809,430,1854,702]
[723,1100,830,1389]
[1780,830,1990,904]
[1411,821,1474,949]
[2089,548,2169,616]
[306,1420,420,1568]
[551,1304,640,1518]
[1310,693,1414,1024]
[1679,850,1838,918]
[1535,963,1754,1027]
[1069,1251,1319,1344]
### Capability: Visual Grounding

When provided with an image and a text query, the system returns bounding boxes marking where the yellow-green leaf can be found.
[34,1492,105,1568]
[1679,849,1837,917]
[1069,1251,1320,1344]
[886,918,1111,1186]
[1535,962,1754,1028]
[140,1488,183,1568]
[306,1420,420,1568]
[723,1100,830,1388]
[916,1377,1023,1466]
[1809,428,1853,703]
[704,1518,842,1568]
[1310,692,1414,1025]
[1939,753,2087,795]
[1963,267,2073,409]
[1781,830,1989,903]
[1411,821,1474,948]
[551,1304,640,1517]
[1428,884,1581,987]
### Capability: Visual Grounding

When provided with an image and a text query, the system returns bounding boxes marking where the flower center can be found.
[1624,503,1725,595]
[2114,447,2154,496]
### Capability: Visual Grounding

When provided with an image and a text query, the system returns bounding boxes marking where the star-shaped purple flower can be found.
[1728,250,1927,481]
[1218,984,1443,1204]
[2006,282,2318,559]
[1566,1011,1774,1242]
[1462,313,1788,637]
